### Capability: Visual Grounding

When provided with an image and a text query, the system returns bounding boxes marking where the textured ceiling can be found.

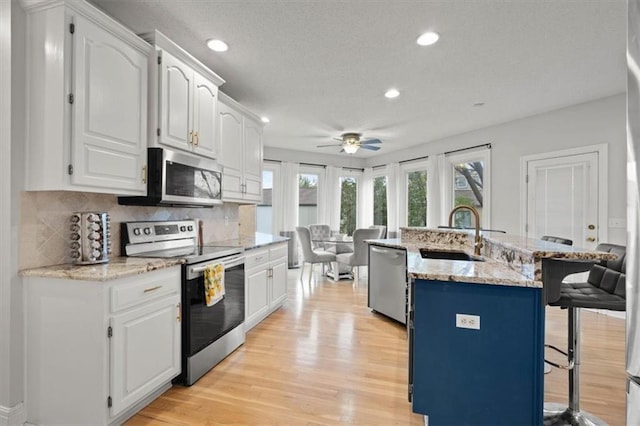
[89,0,627,158]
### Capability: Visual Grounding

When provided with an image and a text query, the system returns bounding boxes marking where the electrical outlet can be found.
[456,313,480,330]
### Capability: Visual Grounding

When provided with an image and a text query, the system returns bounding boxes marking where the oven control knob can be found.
[143,227,152,235]
[180,226,186,232]
[187,225,194,232]
[133,228,141,236]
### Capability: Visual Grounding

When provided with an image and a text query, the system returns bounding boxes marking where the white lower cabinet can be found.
[244,243,288,331]
[24,266,181,425]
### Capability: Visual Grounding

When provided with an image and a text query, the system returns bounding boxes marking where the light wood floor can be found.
[126,268,627,425]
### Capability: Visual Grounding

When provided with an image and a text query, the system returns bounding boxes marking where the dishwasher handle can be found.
[370,246,404,258]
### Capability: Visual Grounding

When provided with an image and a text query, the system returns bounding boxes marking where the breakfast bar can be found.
[367,227,616,425]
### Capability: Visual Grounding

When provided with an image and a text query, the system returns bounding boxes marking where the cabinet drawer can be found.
[269,243,288,261]
[245,248,269,270]
[111,267,181,313]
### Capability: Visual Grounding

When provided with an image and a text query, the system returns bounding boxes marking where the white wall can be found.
[264,146,366,169]
[369,94,627,244]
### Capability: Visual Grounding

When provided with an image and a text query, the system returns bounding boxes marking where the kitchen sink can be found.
[419,248,485,262]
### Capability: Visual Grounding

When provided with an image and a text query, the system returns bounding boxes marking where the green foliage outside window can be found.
[407,171,427,227]
[339,177,357,235]
[373,176,387,226]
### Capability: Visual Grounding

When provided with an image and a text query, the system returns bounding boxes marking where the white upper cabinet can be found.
[218,93,264,203]
[25,1,151,195]
[145,31,224,160]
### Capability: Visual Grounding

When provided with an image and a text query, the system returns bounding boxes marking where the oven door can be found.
[183,254,245,357]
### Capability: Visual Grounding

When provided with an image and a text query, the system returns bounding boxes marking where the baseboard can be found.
[0,402,26,426]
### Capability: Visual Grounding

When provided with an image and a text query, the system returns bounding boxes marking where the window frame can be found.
[444,149,491,229]
[338,169,361,234]
[371,168,388,227]
[258,162,281,235]
[400,159,429,228]
[297,165,324,227]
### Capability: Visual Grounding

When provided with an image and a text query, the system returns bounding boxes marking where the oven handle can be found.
[189,255,245,275]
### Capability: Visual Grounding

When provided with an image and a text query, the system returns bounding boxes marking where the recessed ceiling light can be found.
[385,89,400,99]
[261,116,270,123]
[417,32,440,46]
[206,39,228,52]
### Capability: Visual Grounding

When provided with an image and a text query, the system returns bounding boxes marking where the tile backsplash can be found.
[20,191,246,270]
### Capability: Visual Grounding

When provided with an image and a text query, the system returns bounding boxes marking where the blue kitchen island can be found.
[368,228,616,426]
[411,278,544,425]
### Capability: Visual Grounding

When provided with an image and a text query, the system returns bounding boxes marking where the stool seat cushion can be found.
[551,282,625,311]
[549,243,626,311]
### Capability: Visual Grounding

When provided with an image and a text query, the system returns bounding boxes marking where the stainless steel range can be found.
[122,220,245,386]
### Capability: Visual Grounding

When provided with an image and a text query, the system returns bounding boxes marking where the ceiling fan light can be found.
[343,144,359,154]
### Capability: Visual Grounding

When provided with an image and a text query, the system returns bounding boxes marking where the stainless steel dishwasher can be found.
[368,244,408,324]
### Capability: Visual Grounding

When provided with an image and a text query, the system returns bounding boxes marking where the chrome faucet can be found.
[448,205,483,256]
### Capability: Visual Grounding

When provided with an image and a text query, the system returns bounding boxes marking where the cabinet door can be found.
[245,266,270,331]
[218,101,244,200]
[71,14,147,193]
[158,50,193,151]
[192,71,218,159]
[243,117,263,202]
[110,295,181,417]
[270,258,288,309]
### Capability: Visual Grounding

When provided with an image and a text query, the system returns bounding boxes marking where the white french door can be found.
[525,150,602,249]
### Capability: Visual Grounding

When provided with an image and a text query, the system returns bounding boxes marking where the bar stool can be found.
[543,243,626,426]
[540,236,573,374]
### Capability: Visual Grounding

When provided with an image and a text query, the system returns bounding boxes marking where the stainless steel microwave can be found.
[119,148,223,207]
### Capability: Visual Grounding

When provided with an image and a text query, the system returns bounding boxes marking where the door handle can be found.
[587,224,596,230]
[586,237,596,242]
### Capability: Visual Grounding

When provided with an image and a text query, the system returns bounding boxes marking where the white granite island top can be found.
[368,229,616,288]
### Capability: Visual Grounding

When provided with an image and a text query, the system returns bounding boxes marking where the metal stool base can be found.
[543,403,608,426]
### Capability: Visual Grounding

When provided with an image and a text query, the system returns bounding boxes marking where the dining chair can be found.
[335,228,380,283]
[296,226,336,281]
[369,225,387,239]
[308,224,331,250]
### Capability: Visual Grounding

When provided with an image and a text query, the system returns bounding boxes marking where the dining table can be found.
[311,236,354,280]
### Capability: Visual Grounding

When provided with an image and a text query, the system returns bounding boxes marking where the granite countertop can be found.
[20,256,185,282]
[368,239,539,288]
[368,230,616,288]
[208,232,289,251]
[20,232,288,281]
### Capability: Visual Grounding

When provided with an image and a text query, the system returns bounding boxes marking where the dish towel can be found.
[204,262,225,307]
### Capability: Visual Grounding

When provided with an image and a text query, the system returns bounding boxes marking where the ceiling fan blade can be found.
[360,138,382,145]
[317,143,343,148]
[360,145,381,151]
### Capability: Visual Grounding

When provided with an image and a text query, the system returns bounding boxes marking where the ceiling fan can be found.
[316,132,382,154]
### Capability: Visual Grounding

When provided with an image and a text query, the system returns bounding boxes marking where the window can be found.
[298,169,321,227]
[257,169,274,234]
[406,169,427,227]
[339,175,358,235]
[446,147,491,229]
[257,162,280,235]
[373,175,387,226]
